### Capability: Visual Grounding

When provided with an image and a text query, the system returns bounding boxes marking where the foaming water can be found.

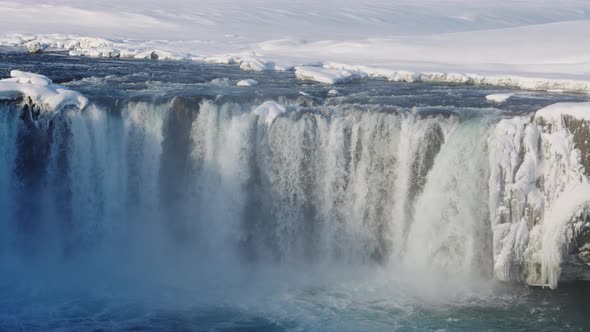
[1,53,590,331]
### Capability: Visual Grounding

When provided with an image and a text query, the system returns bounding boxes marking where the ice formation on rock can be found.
[489,102,590,288]
[0,70,88,111]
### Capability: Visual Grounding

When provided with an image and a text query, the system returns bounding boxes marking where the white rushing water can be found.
[1,92,589,290]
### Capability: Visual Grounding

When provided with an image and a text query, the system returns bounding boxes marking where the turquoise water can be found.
[1,266,589,331]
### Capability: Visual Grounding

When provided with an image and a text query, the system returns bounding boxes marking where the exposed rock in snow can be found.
[237,79,259,87]
[486,93,514,103]
[0,70,88,111]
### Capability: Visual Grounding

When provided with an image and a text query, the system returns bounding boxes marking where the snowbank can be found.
[0,70,88,111]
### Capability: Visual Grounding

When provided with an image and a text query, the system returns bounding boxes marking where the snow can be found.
[236,79,258,87]
[0,70,88,111]
[536,102,590,122]
[295,66,365,85]
[9,70,51,85]
[1,1,590,92]
[253,101,287,125]
[486,93,514,103]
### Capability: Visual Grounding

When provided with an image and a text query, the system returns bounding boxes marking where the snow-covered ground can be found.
[1,0,590,90]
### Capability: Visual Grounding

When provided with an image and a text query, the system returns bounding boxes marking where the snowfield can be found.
[1,0,590,91]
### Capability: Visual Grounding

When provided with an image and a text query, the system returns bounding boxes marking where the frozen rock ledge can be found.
[0,70,88,111]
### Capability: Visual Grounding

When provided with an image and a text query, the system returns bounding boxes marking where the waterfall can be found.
[0,103,19,251]
[1,96,589,288]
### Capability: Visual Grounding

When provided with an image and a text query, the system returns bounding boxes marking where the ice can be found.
[0,70,88,111]
[237,79,259,87]
[295,66,365,85]
[252,101,286,125]
[488,101,590,288]
[541,184,590,288]
[240,59,278,71]
[486,93,514,103]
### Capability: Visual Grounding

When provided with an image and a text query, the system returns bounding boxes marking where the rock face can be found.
[563,115,590,177]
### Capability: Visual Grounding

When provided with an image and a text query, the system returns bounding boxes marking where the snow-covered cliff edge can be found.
[490,102,590,288]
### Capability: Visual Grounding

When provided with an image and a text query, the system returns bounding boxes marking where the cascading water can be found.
[2,93,588,288]
[1,55,590,331]
[0,97,472,266]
